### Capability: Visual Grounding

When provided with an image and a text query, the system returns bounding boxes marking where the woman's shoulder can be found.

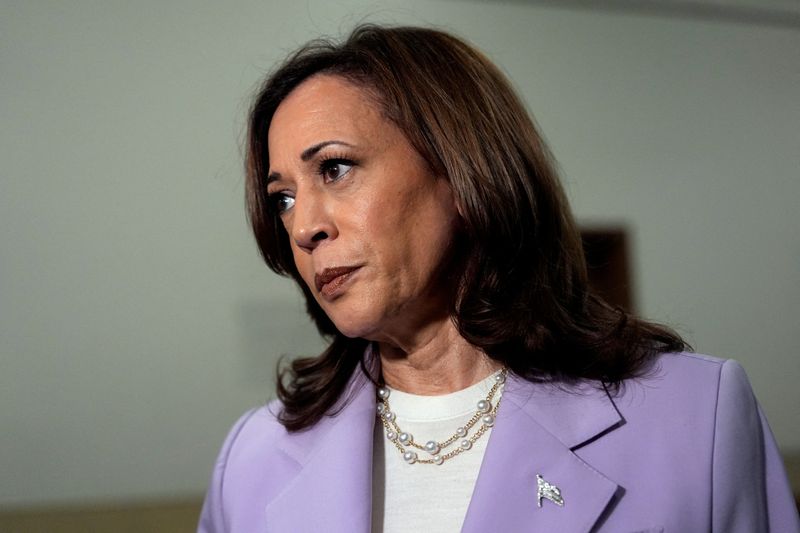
[651,350,734,371]
[602,351,763,451]
[630,350,753,401]
[649,349,733,376]
[199,400,291,531]
[611,351,752,412]
[215,400,287,463]
[597,352,799,531]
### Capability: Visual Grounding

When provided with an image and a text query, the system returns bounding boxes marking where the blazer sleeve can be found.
[711,359,799,533]
[197,408,259,533]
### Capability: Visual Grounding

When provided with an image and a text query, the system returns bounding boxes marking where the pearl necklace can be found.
[376,368,507,465]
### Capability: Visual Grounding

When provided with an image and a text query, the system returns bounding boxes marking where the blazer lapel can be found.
[462,373,623,533]
[263,368,376,533]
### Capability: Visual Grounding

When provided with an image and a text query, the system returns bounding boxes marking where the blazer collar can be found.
[263,367,624,533]
[263,364,378,533]
[462,372,624,533]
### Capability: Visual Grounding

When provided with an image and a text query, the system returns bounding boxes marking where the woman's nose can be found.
[289,190,338,253]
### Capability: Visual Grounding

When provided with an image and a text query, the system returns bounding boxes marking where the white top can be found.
[371,371,503,533]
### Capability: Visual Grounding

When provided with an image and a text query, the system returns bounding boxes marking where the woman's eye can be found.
[318,159,354,182]
[269,193,295,214]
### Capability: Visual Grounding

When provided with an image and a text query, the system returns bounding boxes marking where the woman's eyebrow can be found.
[266,171,281,185]
[300,140,354,161]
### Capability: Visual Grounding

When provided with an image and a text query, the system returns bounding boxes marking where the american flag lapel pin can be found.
[536,474,564,507]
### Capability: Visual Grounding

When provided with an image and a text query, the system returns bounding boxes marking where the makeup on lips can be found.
[314,266,361,299]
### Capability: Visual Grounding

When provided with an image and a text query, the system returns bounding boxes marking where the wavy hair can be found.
[245,24,688,431]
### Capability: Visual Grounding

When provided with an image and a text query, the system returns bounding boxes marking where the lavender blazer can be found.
[199,352,799,532]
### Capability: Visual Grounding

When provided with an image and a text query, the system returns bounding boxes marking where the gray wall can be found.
[2,0,798,507]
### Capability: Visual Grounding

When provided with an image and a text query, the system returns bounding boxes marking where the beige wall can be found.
[1,0,798,509]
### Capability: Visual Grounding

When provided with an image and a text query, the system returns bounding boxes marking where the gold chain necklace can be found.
[376,368,507,465]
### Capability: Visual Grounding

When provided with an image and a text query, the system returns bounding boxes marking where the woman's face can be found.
[267,75,461,341]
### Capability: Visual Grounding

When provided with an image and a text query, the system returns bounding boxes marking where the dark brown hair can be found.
[246,24,688,431]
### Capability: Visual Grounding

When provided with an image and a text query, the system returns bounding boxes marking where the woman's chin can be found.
[328,312,384,341]
[332,321,378,341]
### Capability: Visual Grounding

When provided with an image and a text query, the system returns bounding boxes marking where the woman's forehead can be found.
[268,75,396,161]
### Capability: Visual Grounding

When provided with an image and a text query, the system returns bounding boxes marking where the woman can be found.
[199,25,798,532]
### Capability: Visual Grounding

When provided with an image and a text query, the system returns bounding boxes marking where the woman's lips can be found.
[315,266,361,298]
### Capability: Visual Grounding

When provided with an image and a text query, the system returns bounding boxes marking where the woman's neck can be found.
[376,318,500,395]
